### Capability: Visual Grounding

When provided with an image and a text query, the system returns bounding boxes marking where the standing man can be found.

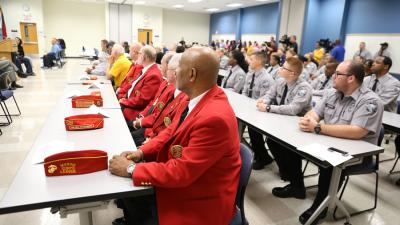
[353,42,372,60]
[374,42,391,59]
[298,60,383,224]
[109,47,241,225]
[330,39,345,62]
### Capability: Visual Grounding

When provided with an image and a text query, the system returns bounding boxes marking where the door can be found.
[19,22,39,54]
[138,29,153,45]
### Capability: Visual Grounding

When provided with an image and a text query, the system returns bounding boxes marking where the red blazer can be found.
[120,64,162,120]
[139,80,175,128]
[144,91,188,138]
[117,64,143,99]
[132,85,241,225]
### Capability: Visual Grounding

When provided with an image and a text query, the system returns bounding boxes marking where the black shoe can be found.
[11,81,23,89]
[27,72,36,76]
[252,157,273,170]
[112,217,126,225]
[272,184,306,199]
[17,72,28,78]
[8,86,16,90]
[299,207,327,225]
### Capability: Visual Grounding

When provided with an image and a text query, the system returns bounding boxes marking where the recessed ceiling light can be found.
[135,1,146,5]
[173,4,184,8]
[188,0,203,3]
[227,3,243,7]
[256,0,270,2]
[206,8,219,12]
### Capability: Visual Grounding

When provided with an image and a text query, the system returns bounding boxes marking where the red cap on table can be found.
[64,114,104,131]
[44,150,108,176]
[71,95,103,108]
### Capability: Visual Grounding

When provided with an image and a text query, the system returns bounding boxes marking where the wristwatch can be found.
[314,123,321,134]
[127,162,135,176]
[266,105,271,112]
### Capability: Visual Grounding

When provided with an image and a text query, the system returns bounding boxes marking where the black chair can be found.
[0,89,22,126]
[389,135,400,174]
[333,127,384,220]
[229,143,253,225]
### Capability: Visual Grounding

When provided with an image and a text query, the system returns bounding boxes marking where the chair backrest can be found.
[235,143,253,225]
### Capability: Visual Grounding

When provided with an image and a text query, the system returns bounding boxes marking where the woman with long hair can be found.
[221,50,248,93]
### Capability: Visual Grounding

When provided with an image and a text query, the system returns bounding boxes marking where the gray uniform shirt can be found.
[266,64,281,80]
[262,78,312,116]
[373,49,391,59]
[242,68,275,99]
[314,87,383,145]
[363,73,400,112]
[353,49,372,60]
[311,74,333,96]
[222,65,246,93]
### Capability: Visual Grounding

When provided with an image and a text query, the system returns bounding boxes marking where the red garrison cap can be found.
[64,114,104,131]
[71,95,103,108]
[44,150,108,176]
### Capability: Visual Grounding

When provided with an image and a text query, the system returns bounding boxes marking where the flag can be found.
[0,6,7,40]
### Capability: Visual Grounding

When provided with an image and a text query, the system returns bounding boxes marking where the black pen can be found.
[328,147,349,157]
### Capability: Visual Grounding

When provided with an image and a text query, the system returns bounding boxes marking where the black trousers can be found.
[116,194,158,225]
[248,127,273,162]
[131,128,146,147]
[267,138,304,187]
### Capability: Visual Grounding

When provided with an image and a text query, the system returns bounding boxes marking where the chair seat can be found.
[344,158,376,176]
[0,90,13,100]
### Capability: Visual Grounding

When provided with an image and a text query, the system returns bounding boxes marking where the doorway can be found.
[138,29,153,45]
[19,22,39,54]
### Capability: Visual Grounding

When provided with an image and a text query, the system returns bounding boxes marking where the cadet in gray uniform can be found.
[298,60,383,225]
[242,52,275,99]
[311,62,338,96]
[353,42,372,60]
[254,58,312,196]
[266,54,281,80]
[221,50,248,93]
[245,52,276,168]
[363,56,400,112]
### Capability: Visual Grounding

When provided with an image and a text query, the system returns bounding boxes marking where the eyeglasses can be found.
[281,67,294,73]
[333,71,353,77]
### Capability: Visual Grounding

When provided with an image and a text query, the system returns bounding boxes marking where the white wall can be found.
[279,0,307,50]
[132,5,163,46]
[0,0,45,55]
[42,0,106,57]
[162,9,210,46]
[211,34,236,42]
[345,34,400,74]
[241,34,276,44]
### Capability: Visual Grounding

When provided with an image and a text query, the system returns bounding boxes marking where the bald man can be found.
[109,47,241,225]
[117,43,143,96]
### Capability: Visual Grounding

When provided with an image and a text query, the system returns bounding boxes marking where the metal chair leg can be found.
[303,160,320,178]
[389,156,400,174]
[380,150,397,163]
[0,102,12,126]
[12,95,21,116]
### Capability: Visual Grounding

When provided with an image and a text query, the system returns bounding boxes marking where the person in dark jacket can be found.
[14,37,34,75]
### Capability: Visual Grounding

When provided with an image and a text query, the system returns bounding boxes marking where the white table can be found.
[0,99,150,224]
[224,89,384,225]
[383,111,400,133]
[64,83,120,109]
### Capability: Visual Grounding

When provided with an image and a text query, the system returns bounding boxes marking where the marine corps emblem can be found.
[164,117,172,127]
[48,165,58,174]
[170,145,183,158]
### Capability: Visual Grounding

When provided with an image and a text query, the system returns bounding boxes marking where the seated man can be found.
[107,44,132,88]
[363,56,400,112]
[255,57,312,183]
[85,39,109,76]
[109,47,241,225]
[299,54,317,82]
[42,38,61,68]
[311,62,338,96]
[216,48,229,69]
[116,43,143,97]
[244,52,276,169]
[119,45,162,121]
[0,59,23,89]
[298,60,383,224]
[131,53,188,146]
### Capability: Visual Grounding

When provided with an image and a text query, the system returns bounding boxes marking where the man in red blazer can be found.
[116,43,143,97]
[109,47,241,225]
[119,45,162,121]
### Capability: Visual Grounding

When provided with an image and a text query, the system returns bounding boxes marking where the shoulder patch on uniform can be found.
[298,89,307,97]
[365,102,378,114]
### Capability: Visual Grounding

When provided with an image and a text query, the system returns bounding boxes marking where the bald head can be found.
[129,42,142,61]
[176,47,219,98]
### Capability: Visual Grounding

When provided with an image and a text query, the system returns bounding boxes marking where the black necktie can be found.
[371,79,379,92]
[279,85,288,105]
[248,73,256,98]
[178,106,189,126]
[268,67,273,73]
[319,76,331,90]
[223,70,233,88]
[358,49,362,56]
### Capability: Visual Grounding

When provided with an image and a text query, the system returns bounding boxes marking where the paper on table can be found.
[87,81,103,89]
[84,105,110,118]
[297,143,353,166]
[32,140,76,164]
[65,90,86,98]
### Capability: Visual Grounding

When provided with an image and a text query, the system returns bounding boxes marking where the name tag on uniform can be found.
[325,103,335,109]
